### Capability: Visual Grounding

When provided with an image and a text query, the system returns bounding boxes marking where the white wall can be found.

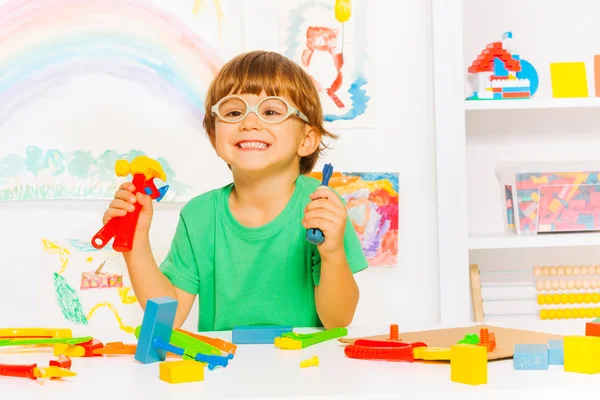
[464,0,600,321]
[0,0,441,334]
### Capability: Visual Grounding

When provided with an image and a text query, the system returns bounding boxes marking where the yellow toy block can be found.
[550,62,589,98]
[159,360,204,384]
[450,344,487,385]
[564,335,600,374]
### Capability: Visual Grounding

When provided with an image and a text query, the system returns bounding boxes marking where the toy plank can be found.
[339,324,563,361]
[232,326,292,344]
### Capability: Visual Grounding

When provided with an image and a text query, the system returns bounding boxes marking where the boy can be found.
[103,51,368,331]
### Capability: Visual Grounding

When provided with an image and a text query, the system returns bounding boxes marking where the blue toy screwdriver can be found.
[306,163,334,245]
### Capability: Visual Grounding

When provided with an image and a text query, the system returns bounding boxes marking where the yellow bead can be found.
[584,294,592,303]
[540,309,548,320]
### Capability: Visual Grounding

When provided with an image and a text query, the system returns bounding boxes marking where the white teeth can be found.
[238,141,268,149]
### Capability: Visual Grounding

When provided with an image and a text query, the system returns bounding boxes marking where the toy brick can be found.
[134,297,178,364]
[159,360,204,384]
[450,344,487,385]
[585,322,600,337]
[513,344,548,370]
[232,326,293,344]
[548,340,564,365]
[564,335,600,374]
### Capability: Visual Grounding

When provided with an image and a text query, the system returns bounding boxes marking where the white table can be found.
[1,319,599,399]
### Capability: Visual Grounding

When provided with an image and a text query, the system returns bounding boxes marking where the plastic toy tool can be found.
[0,355,75,380]
[306,163,334,245]
[274,327,347,350]
[91,156,169,252]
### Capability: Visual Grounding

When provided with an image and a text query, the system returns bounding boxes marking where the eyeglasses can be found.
[211,95,310,124]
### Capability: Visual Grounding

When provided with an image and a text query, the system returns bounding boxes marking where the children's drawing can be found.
[308,171,399,267]
[0,0,243,202]
[280,0,375,128]
[0,147,195,202]
[42,237,170,336]
[467,32,539,100]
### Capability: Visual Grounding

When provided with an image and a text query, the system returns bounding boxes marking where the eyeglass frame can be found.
[211,95,310,124]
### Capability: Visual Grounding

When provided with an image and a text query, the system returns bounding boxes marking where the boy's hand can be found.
[303,188,347,258]
[102,182,154,236]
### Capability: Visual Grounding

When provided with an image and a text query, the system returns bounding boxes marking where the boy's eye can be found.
[262,108,282,116]
[225,110,243,117]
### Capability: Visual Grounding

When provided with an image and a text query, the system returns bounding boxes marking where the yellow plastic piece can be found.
[550,62,589,98]
[564,336,600,374]
[413,346,451,361]
[450,344,487,385]
[115,156,166,181]
[300,356,319,368]
[274,337,302,349]
[0,328,72,338]
[34,366,77,379]
[548,198,562,213]
[54,344,85,357]
[159,360,204,384]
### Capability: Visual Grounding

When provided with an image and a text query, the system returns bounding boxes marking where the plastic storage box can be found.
[495,162,600,235]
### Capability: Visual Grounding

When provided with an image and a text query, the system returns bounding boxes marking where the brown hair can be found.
[203,50,338,174]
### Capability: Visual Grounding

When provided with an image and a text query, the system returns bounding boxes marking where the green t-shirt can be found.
[159,174,369,331]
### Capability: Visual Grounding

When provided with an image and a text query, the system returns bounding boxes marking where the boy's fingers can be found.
[305,199,341,214]
[309,189,343,205]
[110,199,136,212]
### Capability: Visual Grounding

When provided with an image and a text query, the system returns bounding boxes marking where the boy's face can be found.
[212,91,319,175]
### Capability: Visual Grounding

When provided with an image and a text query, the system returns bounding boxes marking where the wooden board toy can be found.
[339,324,564,361]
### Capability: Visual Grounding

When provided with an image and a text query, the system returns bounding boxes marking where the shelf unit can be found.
[431,0,600,324]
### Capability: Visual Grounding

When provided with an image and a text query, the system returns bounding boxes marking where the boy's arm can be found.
[314,249,360,329]
[303,188,368,329]
[123,236,196,329]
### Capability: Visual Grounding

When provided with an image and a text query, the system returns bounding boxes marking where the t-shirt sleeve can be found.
[159,213,200,295]
[311,200,369,286]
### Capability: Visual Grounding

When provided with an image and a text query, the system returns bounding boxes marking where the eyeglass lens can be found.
[218,97,290,123]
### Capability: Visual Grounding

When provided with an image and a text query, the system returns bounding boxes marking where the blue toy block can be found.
[232,325,293,344]
[548,340,564,365]
[134,296,178,364]
[513,344,548,370]
[493,57,509,77]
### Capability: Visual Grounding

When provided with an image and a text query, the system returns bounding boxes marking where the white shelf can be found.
[465,97,600,111]
[469,232,600,249]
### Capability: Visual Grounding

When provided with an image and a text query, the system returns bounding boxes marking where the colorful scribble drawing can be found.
[284,0,372,124]
[0,146,195,202]
[308,172,399,267]
[0,0,224,125]
[41,237,172,334]
[80,261,123,291]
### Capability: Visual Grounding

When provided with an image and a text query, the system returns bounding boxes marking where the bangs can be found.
[212,52,300,105]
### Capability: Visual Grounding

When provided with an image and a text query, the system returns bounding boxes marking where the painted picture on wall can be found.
[41,236,170,338]
[279,0,376,128]
[308,171,399,267]
[0,0,242,202]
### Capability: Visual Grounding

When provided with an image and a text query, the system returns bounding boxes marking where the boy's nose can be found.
[239,111,261,130]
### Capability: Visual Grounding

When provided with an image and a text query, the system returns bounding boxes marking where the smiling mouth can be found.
[236,141,271,150]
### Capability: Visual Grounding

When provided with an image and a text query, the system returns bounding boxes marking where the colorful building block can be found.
[232,326,292,344]
[564,335,600,374]
[159,360,204,384]
[450,344,487,385]
[134,297,178,364]
[550,62,588,98]
[586,322,600,337]
[513,344,548,370]
[548,340,564,365]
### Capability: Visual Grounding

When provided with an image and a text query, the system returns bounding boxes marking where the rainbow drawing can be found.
[0,0,225,125]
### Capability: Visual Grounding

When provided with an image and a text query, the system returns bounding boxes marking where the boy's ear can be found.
[297,125,321,157]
